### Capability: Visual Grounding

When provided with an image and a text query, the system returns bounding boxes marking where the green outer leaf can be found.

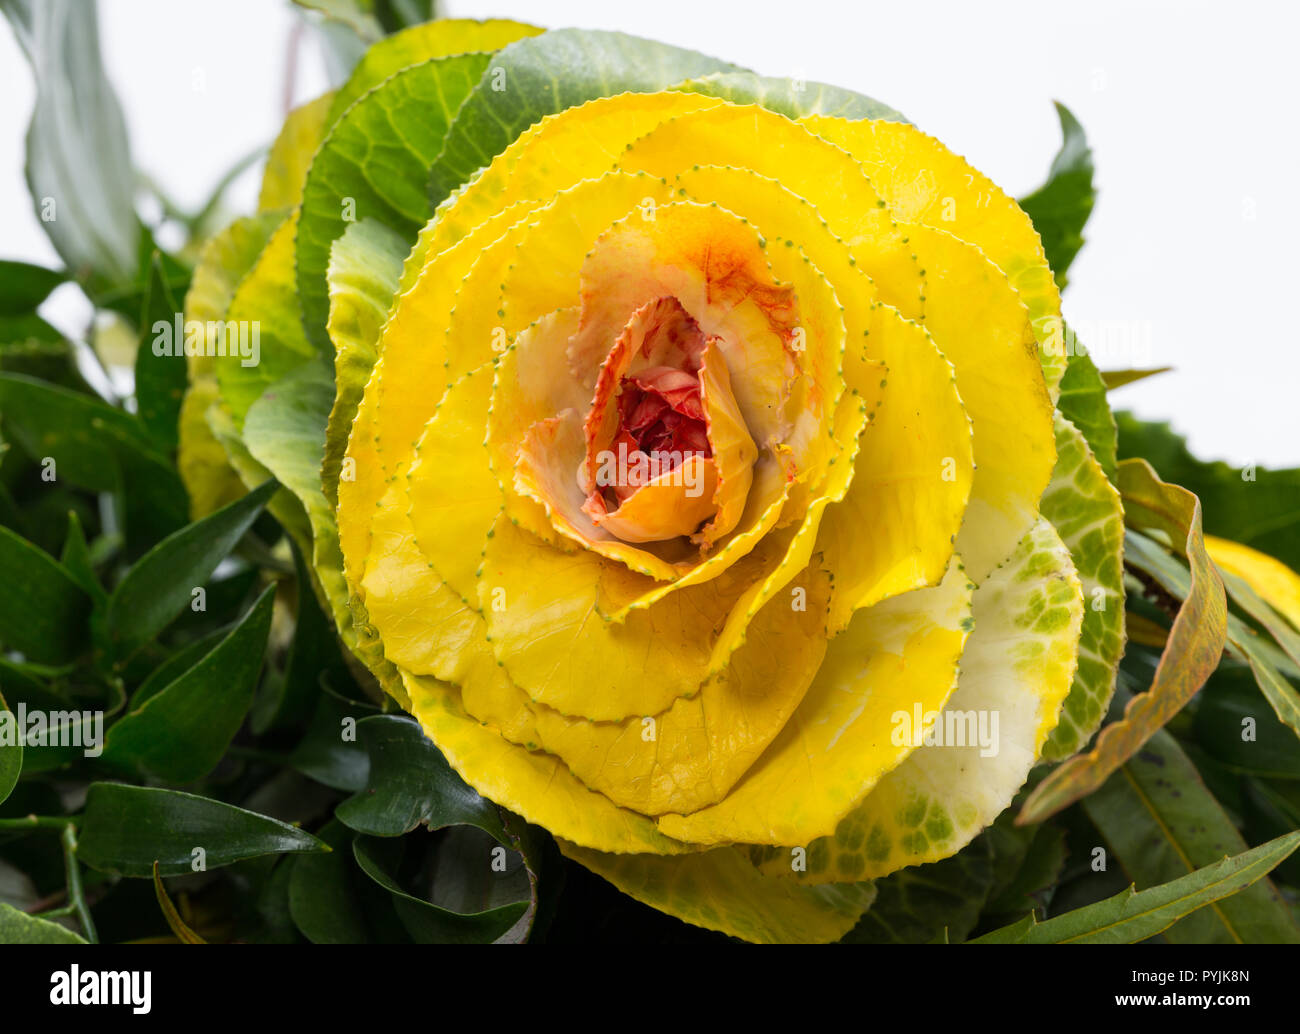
[79,784,328,878]
[1083,698,1300,943]
[672,70,905,122]
[426,29,740,205]
[1018,101,1095,289]
[1,0,139,284]
[1116,413,1300,578]
[971,830,1300,944]
[105,479,275,660]
[324,18,544,125]
[101,587,274,782]
[352,834,528,944]
[1040,414,1125,758]
[842,833,996,944]
[0,687,21,806]
[0,901,86,944]
[336,715,505,838]
[0,260,66,315]
[0,524,89,665]
[296,52,493,350]
[1055,346,1117,482]
[322,218,406,511]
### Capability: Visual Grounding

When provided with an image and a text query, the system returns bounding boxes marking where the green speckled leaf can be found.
[1055,345,1118,482]
[786,518,1083,882]
[1040,413,1125,759]
[325,18,543,125]
[560,840,875,944]
[672,70,905,122]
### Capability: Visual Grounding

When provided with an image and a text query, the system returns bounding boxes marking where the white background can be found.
[2,0,1297,465]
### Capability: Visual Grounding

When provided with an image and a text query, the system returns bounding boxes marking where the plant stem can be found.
[0,815,73,830]
[61,824,99,944]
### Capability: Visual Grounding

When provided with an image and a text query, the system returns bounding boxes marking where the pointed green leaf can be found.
[972,831,1300,944]
[79,784,328,878]
[336,715,505,838]
[105,479,276,660]
[0,525,88,665]
[1084,696,1300,943]
[133,252,189,452]
[1019,101,1094,289]
[101,587,274,782]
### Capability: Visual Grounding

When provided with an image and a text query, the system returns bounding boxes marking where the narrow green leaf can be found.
[1019,101,1095,289]
[133,252,188,452]
[152,861,206,943]
[58,511,106,606]
[79,783,328,878]
[1083,699,1300,943]
[0,525,89,665]
[971,831,1300,944]
[101,586,274,782]
[105,479,275,659]
[336,715,505,838]
[1101,367,1172,390]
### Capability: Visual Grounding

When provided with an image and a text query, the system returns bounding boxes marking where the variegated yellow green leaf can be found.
[775,518,1081,882]
[1039,413,1125,759]
[559,841,875,944]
